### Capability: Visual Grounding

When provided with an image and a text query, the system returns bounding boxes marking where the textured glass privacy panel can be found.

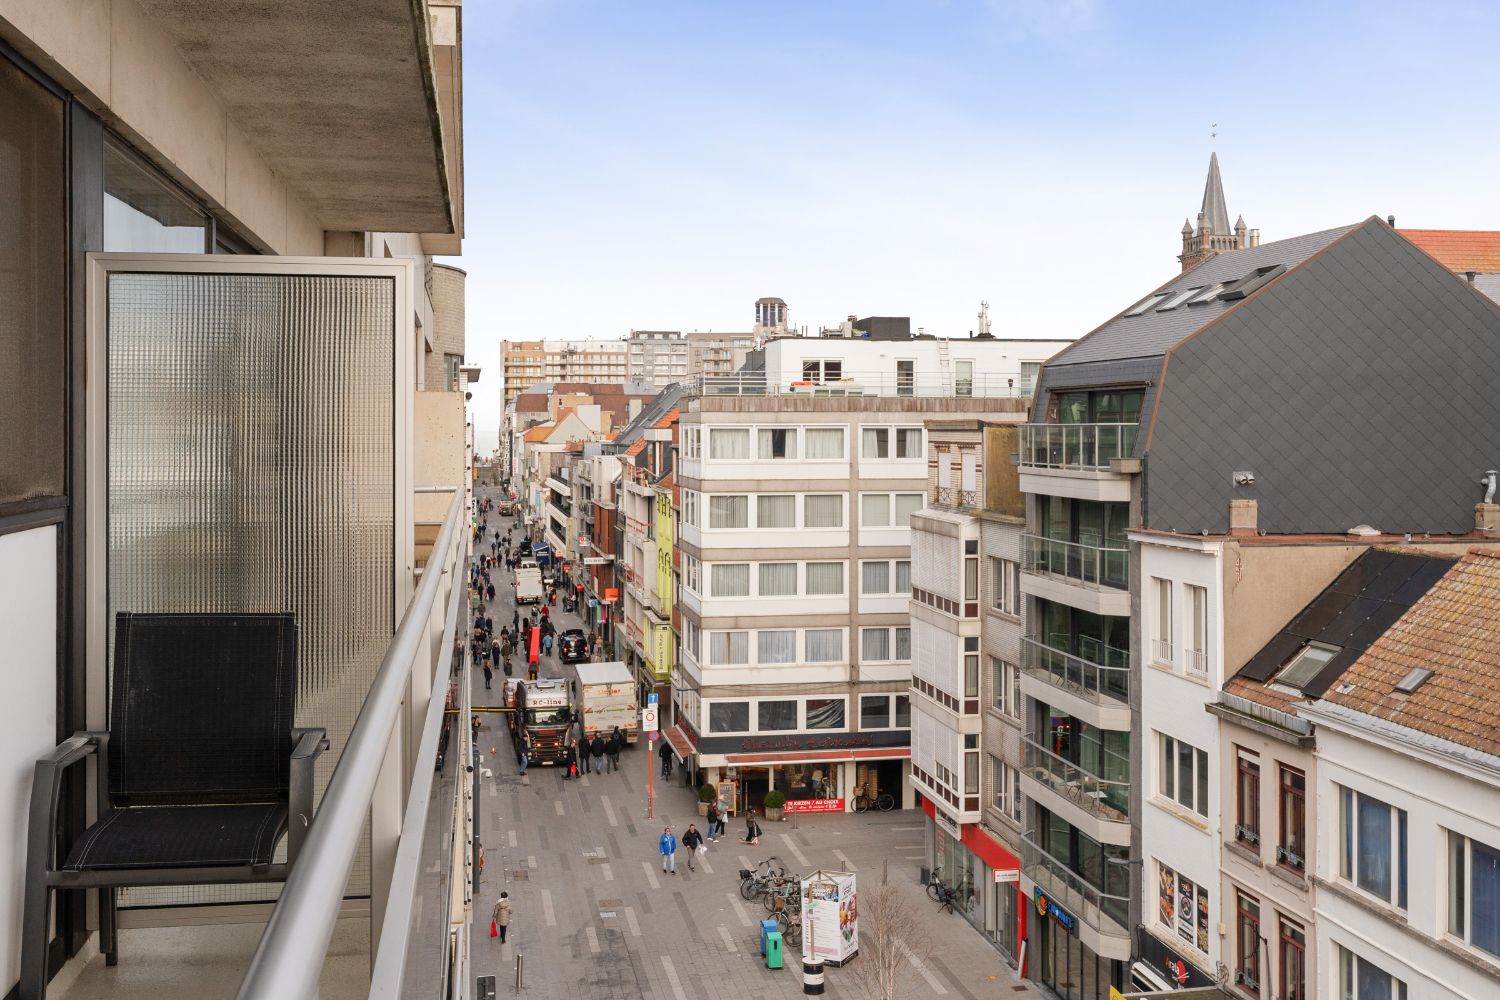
[108,271,395,905]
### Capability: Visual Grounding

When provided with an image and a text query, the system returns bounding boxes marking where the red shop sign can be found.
[784,799,845,814]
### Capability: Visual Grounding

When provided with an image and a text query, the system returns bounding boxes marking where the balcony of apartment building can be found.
[1019,599,1131,730]
[1020,536,1130,619]
[1016,387,1144,503]
[1020,824,1133,961]
[1019,707,1131,847]
[687,366,1032,399]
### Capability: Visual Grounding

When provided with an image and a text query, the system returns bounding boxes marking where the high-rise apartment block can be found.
[502,339,629,404]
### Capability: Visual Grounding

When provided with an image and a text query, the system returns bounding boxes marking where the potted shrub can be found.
[763,789,787,822]
[697,783,716,816]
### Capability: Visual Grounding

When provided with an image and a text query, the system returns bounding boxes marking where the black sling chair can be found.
[21,613,327,1000]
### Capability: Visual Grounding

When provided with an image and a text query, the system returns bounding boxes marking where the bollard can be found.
[515,953,524,992]
[801,957,825,995]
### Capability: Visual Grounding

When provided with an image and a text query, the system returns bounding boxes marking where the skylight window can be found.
[1186,283,1226,305]
[1276,642,1339,690]
[1154,287,1202,312]
[1124,293,1168,317]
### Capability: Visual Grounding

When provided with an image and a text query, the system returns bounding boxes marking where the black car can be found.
[558,629,589,663]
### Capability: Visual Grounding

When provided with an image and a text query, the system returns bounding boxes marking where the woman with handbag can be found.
[491,892,511,943]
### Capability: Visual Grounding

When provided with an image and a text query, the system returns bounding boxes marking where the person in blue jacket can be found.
[658,826,678,875]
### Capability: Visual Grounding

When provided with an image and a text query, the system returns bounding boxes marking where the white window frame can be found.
[802,427,846,461]
[708,426,751,461]
[802,493,845,528]
[990,557,1020,616]
[756,561,798,597]
[1186,583,1208,677]
[708,493,749,529]
[860,560,891,595]
[756,493,797,529]
[708,631,750,665]
[804,561,845,596]
[1153,576,1174,664]
[710,562,751,598]
[682,554,701,595]
[707,699,751,734]
[1446,830,1500,961]
[757,426,799,460]
[681,488,700,528]
[804,628,844,663]
[1339,785,1408,910]
[1157,732,1209,818]
[803,695,849,731]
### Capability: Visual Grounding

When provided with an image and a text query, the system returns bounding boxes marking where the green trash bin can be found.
[765,931,784,969]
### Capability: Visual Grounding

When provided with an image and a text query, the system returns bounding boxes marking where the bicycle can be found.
[774,904,802,947]
[925,866,947,902]
[853,787,895,812]
[738,857,787,901]
[762,879,801,913]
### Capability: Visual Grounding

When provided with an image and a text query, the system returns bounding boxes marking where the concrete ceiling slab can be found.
[134,0,453,234]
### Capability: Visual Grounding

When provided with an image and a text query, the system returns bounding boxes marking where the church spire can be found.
[1198,151,1231,237]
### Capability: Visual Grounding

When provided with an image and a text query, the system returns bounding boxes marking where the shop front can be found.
[1027,889,1126,1000]
[920,799,1025,966]
[695,730,911,816]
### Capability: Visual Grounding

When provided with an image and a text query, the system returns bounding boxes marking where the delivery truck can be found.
[572,660,639,746]
[511,678,573,765]
[514,558,544,605]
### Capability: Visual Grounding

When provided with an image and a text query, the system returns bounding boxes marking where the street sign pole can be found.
[643,698,660,819]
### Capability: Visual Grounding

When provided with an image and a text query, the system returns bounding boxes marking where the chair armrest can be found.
[28,732,108,871]
[286,729,328,866]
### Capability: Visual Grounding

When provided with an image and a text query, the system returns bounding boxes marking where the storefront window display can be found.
[774,763,841,802]
[933,826,979,917]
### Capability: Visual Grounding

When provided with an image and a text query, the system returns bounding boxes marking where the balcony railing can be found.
[1020,636,1130,706]
[1018,423,1139,471]
[687,371,1032,399]
[933,485,983,509]
[238,488,471,998]
[1021,837,1131,940]
[1021,734,1131,823]
[1022,534,1129,590]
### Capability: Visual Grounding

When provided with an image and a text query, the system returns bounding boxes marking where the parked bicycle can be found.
[762,878,801,913]
[853,785,895,812]
[927,868,973,914]
[738,857,788,901]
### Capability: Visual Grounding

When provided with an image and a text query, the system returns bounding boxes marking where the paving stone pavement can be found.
[463,500,1041,999]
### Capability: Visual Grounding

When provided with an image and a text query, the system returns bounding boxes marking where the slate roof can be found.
[1233,548,1455,698]
[1320,548,1500,756]
[1047,224,1357,368]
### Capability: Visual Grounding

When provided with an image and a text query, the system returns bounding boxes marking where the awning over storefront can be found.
[663,725,695,763]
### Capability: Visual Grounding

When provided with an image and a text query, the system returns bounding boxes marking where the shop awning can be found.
[724,747,911,765]
[663,725,696,763]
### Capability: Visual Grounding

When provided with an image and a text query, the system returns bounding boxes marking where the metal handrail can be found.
[1018,423,1139,470]
[1020,836,1131,936]
[933,486,982,509]
[1020,637,1130,705]
[237,489,466,1000]
[1021,533,1129,590]
[687,371,1033,399]
[1021,734,1131,822]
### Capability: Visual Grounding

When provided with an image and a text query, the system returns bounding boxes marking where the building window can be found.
[1153,577,1173,663]
[802,427,845,460]
[1278,766,1306,873]
[708,494,748,529]
[757,630,796,664]
[758,428,798,460]
[709,701,750,733]
[682,489,700,527]
[804,629,842,662]
[708,427,751,460]
[861,627,890,662]
[805,562,844,596]
[895,560,912,594]
[1448,831,1500,959]
[757,494,796,528]
[801,359,843,384]
[806,698,846,730]
[861,560,890,594]
[710,563,750,597]
[1158,733,1209,817]
[860,426,923,459]
[964,555,980,603]
[1235,748,1261,847]
[1156,861,1210,954]
[861,492,924,527]
[803,494,844,528]
[1337,945,1408,1000]
[1235,892,1261,993]
[709,632,749,665]
[992,759,1022,823]
[1339,786,1407,909]
[895,627,911,660]
[683,555,701,594]
[757,699,798,731]
[758,562,797,597]
[684,428,701,459]
[443,353,464,390]
[1279,915,1307,1000]
[104,136,211,253]
[1186,584,1208,676]
[861,695,891,729]
[990,557,1020,615]
[1276,641,1338,690]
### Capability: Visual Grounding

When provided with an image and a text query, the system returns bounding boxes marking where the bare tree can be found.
[841,880,935,1000]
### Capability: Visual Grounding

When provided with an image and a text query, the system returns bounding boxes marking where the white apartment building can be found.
[627,330,689,387]
[502,339,630,404]
[674,335,1030,819]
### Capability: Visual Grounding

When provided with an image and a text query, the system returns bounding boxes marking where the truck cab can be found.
[513,678,573,765]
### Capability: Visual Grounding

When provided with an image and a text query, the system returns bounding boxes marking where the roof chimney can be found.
[1249,229,1260,248]
[1228,499,1258,536]
[1387,215,1396,228]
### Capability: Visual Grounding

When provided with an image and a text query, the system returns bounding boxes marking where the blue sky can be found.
[453,0,1500,445]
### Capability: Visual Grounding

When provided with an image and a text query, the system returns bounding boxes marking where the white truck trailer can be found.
[572,660,639,745]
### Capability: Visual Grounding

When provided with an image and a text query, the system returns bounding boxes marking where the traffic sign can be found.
[642,707,659,733]
[648,692,659,705]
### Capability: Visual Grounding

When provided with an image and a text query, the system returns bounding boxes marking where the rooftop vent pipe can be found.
[1483,470,1498,504]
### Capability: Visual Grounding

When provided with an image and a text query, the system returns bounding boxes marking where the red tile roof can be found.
[1403,229,1500,274]
[523,423,554,443]
[1321,548,1500,755]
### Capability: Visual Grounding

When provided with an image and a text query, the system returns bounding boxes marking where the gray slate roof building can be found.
[1036,216,1500,535]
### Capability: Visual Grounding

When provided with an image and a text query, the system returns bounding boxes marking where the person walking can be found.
[481,660,493,691]
[606,727,623,772]
[517,734,530,776]
[658,826,678,876]
[562,738,578,780]
[714,795,730,841]
[681,824,704,872]
[579,728,591,775]
[589,733,606,774]
[486,582,496,603]
[658,736,673,780]
[705,797,723,845]
[491,892,511,943]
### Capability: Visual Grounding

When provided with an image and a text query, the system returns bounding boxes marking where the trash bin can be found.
[766,931,784,969]
[761,918,779,957]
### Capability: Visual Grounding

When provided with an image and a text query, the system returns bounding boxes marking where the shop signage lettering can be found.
[741,734,874,751]
[696,728,908,756]
[784,798,845,814]
[1034,887,1076,932]
[994,868,1020,884]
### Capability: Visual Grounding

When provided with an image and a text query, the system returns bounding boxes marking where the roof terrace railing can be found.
[1018,423,1139,471]
[237,488,467,1000]
[687,371,1032,399]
